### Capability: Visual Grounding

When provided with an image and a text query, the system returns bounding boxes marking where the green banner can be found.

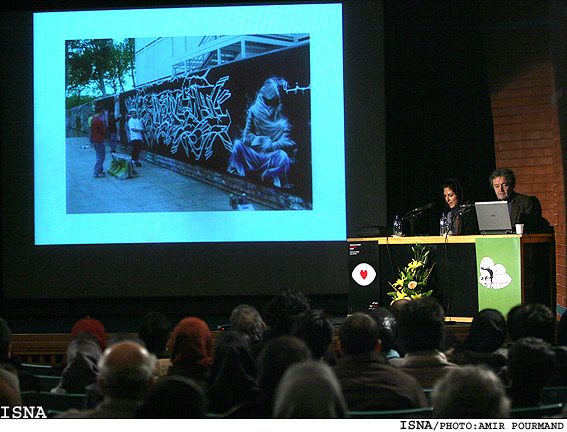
[475,237,522,317]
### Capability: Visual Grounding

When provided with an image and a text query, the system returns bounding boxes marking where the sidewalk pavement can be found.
[66,136,271,214]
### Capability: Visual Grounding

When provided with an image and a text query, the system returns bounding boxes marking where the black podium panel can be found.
[378,243,479,317]
[348,241,381,314]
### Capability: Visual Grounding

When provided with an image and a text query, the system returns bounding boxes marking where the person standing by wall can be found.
[127,109,144,166]
[91,107,106,178]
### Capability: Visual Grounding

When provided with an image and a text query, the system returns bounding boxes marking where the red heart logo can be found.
[360,270,368,280]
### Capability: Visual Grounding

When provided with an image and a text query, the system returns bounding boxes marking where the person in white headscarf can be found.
[272,360,348,418]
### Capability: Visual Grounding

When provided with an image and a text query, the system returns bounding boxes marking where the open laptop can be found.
[475,201,514,234]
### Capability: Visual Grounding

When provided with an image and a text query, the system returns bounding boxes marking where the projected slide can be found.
[34,4,346,245]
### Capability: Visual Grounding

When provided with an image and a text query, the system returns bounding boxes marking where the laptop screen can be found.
[474,201,514,234]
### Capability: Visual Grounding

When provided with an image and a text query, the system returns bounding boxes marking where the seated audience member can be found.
[431,365,510,418]
[445,308,507,372]
[495,303,566,385]
[489,168,550,233]
[506,337,555,408]
[262,289,311,340]
[367,306,402,366]
[0,317,40,392]
[333,312,428,411]
[165,317,213,390]
[226,335,311,418]
[136,375,206,418]
[397,297,458,389]
[138,312,172,377]
[273,360,348,418]
[206,331,259,415]
[291,309,335,361]
[82,334,147,409]
[51,332,103,394]
[230,304,266,345]
[389,298,412,356]
[57,340,157,418]
[0,369,21,407]
[70,317,107,351]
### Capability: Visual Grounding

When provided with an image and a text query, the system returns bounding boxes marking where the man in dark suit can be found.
[489,168,550,233]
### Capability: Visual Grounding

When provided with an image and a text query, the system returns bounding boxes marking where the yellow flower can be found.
[407,260,423,271]
[408,281,418,290]
[393,277,405,288]
[410,293,424,299]
[390,291,408,305]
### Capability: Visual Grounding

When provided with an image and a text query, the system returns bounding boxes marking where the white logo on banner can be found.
[479,257,512,290]
[352,263,376,286]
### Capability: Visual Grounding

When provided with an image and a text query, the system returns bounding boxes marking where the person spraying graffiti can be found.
[127,109,145,167]
[227,77,297,188]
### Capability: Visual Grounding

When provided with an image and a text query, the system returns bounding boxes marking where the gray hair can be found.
[230,304,264,343]
[489,168,516,190]
[432,365,510,418]
[98,344,156,400]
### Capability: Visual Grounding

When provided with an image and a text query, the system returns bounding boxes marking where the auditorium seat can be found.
[542,386,567,406]
[509,403,563,419]
[20,363,57,375]
[348,406,433,419]
[21,391,86,413]
[35,375,61,392]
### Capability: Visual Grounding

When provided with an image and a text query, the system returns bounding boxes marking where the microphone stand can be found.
[403,210,426,236]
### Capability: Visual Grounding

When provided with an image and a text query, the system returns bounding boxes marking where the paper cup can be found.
[515,224,524,234]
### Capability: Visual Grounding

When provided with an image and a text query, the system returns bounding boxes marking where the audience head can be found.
[291,309,334,359]
[71,317,106,351]
[273,360,348,418]
[507,337,555,398]
[263,289,311,337]
[462,308,507,353]
[229,304,265,344]
[171,317,213,369]
[207,331,257,413]
[0,369,20,407]
[389,297,411,322]
[432,365,510,418]
[97,340,156,401]
[507,303,555,344]
[256,335,311,398]
[138,312,171,356]
[367,307,397,354]
[338,312,380,355]
[0,317,12,357]
[397,297,445,353]
[58,332,103,393]
[136,375,206,418]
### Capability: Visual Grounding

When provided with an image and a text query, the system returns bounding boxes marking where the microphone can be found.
[406,202,435,215]
[459,203,475,209]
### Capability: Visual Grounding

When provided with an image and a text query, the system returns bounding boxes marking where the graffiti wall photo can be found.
[66,37,311,213]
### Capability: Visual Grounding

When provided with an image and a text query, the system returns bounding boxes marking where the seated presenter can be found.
[442,178,478,235]
[489,168,550,233]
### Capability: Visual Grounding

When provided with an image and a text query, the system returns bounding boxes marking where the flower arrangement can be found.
[388,244,435,303]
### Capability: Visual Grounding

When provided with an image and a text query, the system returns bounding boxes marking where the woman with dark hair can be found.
[442,178,479,235]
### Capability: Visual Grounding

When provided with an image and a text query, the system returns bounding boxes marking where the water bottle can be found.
[440,213,448,236]
[393,215,403,236]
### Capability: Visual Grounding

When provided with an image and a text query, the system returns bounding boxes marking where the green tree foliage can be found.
[66,38,135,105]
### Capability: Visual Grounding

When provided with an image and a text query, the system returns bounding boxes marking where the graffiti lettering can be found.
[126,71,232,161]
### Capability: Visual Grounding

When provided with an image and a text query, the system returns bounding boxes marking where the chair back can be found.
[509,403,563,419]
[348,406,433,419]
[542,386,567,406]
[35,375,61,392]
[21,391,86,412]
